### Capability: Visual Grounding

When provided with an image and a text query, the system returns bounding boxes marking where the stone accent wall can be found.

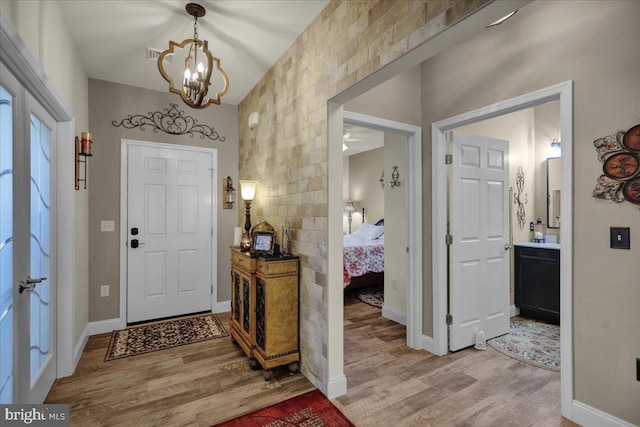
[238,0,488,386]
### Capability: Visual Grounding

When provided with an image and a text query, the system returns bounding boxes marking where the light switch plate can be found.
[610,227,630,249]
[101,220,115,232]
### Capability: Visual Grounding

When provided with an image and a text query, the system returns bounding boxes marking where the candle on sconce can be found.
[80,132,93,156]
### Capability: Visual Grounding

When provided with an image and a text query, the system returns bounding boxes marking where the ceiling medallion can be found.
[157,3,229,109]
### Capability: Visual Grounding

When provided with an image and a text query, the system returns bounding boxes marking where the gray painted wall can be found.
[88,79,238,321]
[420,1,640,422]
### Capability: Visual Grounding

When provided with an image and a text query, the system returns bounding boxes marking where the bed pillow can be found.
[352,223,384,240]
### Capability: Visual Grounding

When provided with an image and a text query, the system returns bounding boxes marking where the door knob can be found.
[130,239,145,249]
[19,275,47,294]
[504,244,511,251]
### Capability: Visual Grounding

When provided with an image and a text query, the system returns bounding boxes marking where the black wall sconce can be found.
[389,166,401,188]
[223,176,236,209]
[75,132,93,190]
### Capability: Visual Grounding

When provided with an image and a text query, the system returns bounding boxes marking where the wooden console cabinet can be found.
[229,248,299,381]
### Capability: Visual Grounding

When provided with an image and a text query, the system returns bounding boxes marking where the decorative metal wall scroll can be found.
[513,166,528,230]
[389,166,401,188]
[111,103,226,141]
[592,123,640,206]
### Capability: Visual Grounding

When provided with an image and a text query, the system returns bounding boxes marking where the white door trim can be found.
[431,80,573,418]
[342,111,423,349]
[120,139,218,325]
[0,10,76,383]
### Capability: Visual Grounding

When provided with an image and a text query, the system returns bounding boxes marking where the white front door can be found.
[449,130,510,352]
[126,142,214,323]
[1,64,57,403]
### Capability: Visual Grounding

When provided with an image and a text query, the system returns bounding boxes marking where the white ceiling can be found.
[58,1,329,105]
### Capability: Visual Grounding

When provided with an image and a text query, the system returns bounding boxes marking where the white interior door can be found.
[1,63,57,403]
[126,143,213,323]
[449,130,509,352]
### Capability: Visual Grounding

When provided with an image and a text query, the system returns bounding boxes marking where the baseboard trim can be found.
[88,317,126,336]
[422,335,437,354]
[382,305,407,326]
[572,400,636,427]
[326,374,347,399]
[213,300,231,314]
[73,324,89,371]
[510,304,520,317]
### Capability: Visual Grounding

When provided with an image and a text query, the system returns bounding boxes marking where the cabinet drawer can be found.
[232,251,256,271]
[257,259,298,276]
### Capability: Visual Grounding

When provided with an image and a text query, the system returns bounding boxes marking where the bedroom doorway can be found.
[342,112,423,348]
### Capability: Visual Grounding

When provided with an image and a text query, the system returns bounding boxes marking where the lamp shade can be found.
[239,180,257,201]
[345,200,355,212]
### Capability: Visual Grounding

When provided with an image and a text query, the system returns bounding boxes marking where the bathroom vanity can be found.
[514,243,560,325]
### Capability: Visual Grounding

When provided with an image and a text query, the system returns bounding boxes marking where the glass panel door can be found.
[29,113,52,385]
[0,62,57,403]
[0,85,14,404]
[18,94,56,403]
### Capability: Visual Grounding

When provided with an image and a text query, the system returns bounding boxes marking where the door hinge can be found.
[211,227,214,237]
[406,246,409,253]
[445,234,453,245]
[445,154,453,164]
[211,284,214,295]
[446,313,453,325]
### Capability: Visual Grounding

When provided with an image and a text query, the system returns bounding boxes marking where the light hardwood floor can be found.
[46,296,579,426]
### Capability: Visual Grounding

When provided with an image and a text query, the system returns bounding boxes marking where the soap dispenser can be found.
[533,218,546,243]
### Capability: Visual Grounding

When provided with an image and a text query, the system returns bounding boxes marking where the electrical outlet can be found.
[529,222,534,231]
[101,220,115,232]
[100,285,109,297]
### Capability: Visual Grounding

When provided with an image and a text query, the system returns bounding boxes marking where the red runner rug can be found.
[212,389,355,427]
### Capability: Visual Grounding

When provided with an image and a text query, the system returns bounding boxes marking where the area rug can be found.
[487,317,560,372]
[105,313,228,361]
[357,284,384,308]
[212,389,355,427]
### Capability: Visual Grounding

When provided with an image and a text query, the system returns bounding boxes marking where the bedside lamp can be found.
[345,200,355,234]
[239,180,257,252]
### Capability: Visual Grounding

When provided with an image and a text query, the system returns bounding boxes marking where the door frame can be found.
[343,111,423,348]
[0,10,76,391]
[119,139,218,325]
[431,81,573,416]
[324,109,422,398]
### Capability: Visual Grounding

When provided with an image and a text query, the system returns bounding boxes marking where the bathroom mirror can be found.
[547,157,561,228]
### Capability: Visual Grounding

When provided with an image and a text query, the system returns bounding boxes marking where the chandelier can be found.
[157,3,229,109]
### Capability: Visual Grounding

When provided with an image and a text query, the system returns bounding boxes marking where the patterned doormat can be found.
[105,313,228,361]
[487,317,560,372]
[212,389,355,427]
[357,285,384,308]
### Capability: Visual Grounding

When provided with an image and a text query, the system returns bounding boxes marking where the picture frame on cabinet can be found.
[251,231,275,256]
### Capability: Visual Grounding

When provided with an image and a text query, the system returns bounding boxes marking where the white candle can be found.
[233,227,242,246]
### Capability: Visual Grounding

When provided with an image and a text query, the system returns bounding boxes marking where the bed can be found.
[343,219,384,288]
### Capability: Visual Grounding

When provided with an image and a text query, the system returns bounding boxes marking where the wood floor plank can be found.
[46,301,579,426]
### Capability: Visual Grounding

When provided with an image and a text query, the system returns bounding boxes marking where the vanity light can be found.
[549,138,562,157]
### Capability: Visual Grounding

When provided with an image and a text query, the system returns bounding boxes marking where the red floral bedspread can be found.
[343,235,384,287]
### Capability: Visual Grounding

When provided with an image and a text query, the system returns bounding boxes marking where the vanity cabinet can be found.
[229,248,300,380]
[514,245,560,325]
